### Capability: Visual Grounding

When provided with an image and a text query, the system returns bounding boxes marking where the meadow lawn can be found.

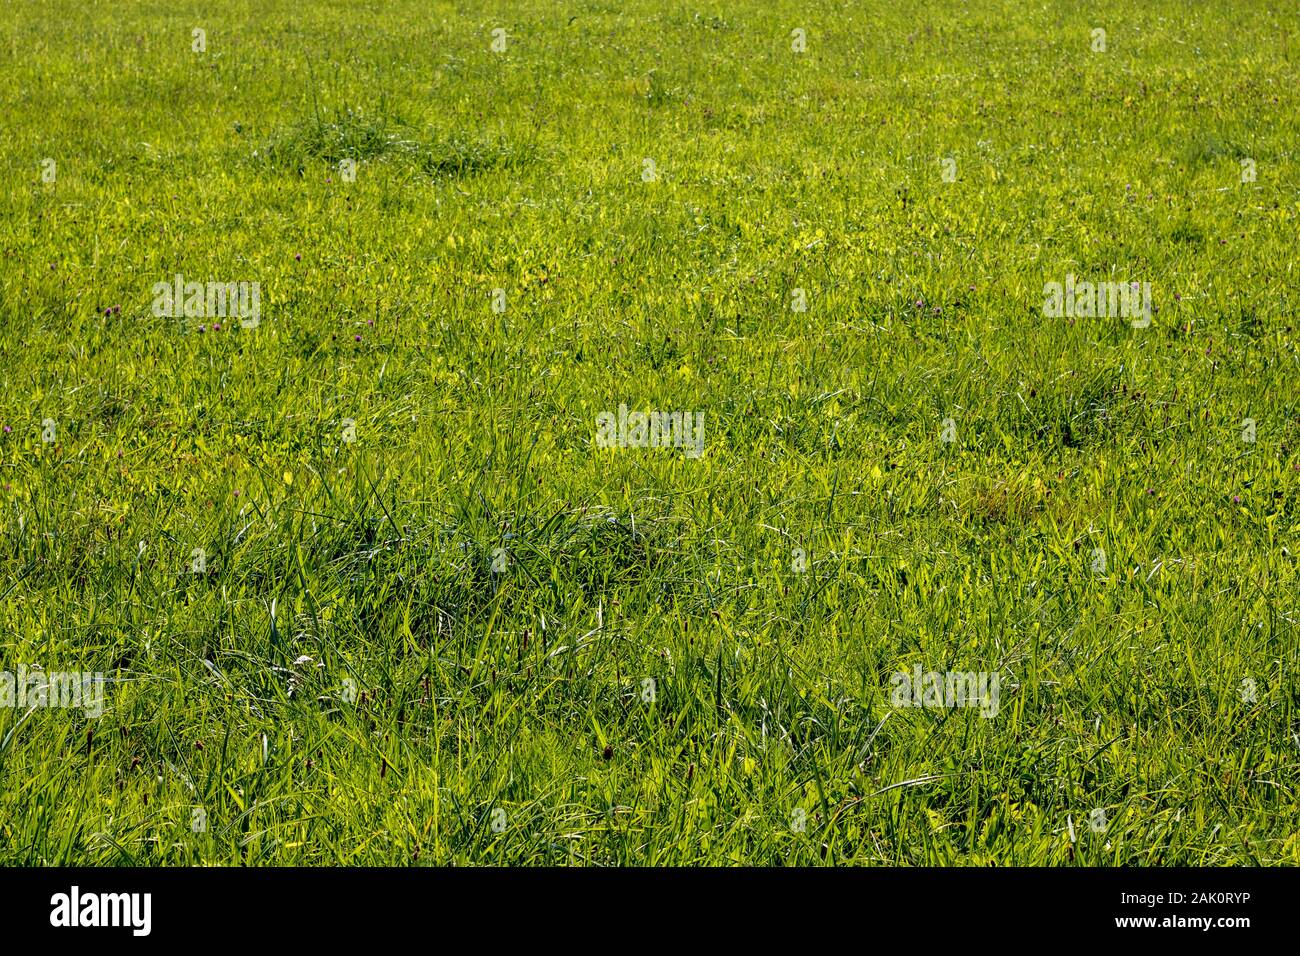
[0,0,1298,864]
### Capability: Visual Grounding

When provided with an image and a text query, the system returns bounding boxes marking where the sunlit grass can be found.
[0,0,1296,865]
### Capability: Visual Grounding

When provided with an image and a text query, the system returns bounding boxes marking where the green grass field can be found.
[1,0,1298,865]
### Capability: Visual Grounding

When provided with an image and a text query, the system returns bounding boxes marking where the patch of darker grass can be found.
[1181,132,1247,167]
[1010,367,1145,451]
[257,107,535,181]
[256,107,408,168]
[414,136,535,179]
